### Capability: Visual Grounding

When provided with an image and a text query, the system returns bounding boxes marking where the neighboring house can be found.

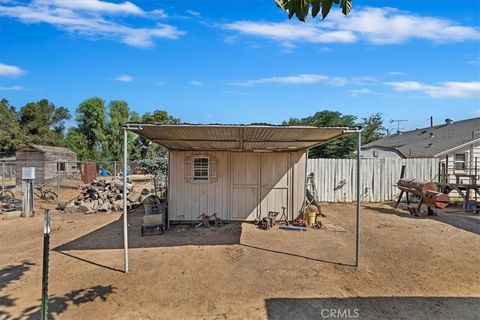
[16,144,77,186]
[361,118,480,180]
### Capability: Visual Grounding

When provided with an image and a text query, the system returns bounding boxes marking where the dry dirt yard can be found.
[1,203,479,320]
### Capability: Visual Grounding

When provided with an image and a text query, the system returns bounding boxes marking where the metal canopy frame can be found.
[121,124,362,273]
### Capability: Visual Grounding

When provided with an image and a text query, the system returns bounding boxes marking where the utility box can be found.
[22,167,35,180]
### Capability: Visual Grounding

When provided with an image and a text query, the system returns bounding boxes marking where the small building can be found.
[16,144,77,186]
[361,118,480,180]
[126,124,359,222]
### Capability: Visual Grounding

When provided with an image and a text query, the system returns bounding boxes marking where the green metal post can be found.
[41,209,51,320]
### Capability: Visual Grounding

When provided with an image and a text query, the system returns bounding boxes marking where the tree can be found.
[65,128,90,161]
[284,110,357,158]
[284,110,386,158]
[18,99,70,146]
[129,110,180,161]
[0,99,25,155]
[361,113,386,145]
[275,0,352,21]
[106,100,130,161]
[74,97,107,160]
[130,110,180,187]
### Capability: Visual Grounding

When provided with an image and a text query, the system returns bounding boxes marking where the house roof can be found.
[18,144,76,155]
[363,117,480,158]
[124,123,360,151]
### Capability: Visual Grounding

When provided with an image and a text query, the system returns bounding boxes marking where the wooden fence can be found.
[307,158,440,203]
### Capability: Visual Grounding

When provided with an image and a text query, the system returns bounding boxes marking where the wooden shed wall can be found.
[169,150,307,221]
[16,150,45,186]
[16,148,77,186]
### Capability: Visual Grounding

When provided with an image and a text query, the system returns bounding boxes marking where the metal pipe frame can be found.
[355,130,362,268]
[123,129,129,273]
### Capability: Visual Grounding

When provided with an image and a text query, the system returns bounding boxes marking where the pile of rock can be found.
[63,180,144,214]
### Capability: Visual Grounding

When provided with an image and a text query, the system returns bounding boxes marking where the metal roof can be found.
[18,144,76,155]
[124,124,360,151]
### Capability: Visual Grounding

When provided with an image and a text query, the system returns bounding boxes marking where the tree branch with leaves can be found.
[275,0,352,21]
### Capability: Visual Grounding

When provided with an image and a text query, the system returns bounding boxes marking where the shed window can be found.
[454,154,466,170]
[57,162,66,172]
[193,157,209,181]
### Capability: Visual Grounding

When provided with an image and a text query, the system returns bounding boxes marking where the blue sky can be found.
[0,0,479,133]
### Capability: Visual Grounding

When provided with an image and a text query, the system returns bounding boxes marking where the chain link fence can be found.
[0,160,167,214]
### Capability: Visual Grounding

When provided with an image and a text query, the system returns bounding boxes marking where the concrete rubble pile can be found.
[63,180,147,214]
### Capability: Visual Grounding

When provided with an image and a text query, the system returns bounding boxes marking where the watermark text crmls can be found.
[320,308,360,319]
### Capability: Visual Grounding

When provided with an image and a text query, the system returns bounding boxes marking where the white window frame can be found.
[454,153,466,170]
[192,156,209,182]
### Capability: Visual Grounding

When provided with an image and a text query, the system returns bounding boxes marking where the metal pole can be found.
[1,161,4,192]
[40,209,51,320]
[123,129,129,273]
[56,162,60,207]
[355,130,362,268]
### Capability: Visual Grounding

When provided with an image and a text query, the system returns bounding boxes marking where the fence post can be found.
[1,161,4,192]
[56,162,60,207]
[40,208,51,320]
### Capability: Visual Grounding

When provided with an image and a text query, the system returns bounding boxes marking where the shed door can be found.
[230,152,291,220]
[259,153,289,217]
[230,153,260,220]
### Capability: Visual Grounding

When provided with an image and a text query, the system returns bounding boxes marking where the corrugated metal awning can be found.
[124,124,360,151]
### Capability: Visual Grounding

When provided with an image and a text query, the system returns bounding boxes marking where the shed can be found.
[120,124,362,272]
[16,144,77,186]
[126,124,359,221]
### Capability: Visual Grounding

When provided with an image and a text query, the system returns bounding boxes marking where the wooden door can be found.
[259,153,289,217]
[230,153,260,220]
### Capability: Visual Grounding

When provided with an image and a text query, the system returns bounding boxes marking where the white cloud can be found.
[0,1,184,48]
[388,71,405,76]
[349,88,372,95]
[0,86,24,90]
[227,73,378,87]
[35,0,144,15]
[0,63,25,77]
[185,9,201,17]
[224,21,355,44]
[115,74,133,82]
[189,80,203,86]
[223,7,480,46]
[229,74,329,86]
[385,81,480,98]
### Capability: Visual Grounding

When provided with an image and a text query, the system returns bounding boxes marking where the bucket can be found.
[305,211,317,227]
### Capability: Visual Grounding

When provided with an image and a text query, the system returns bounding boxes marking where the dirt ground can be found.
[1,203,479,320]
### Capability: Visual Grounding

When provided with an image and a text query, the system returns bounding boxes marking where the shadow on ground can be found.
[54,207,242,252]
[19,285,116,320]
[0,261,35,319]
[365,203,480,235]
[266,297,480,320]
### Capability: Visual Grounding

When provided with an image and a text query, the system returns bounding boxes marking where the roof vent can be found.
[445,118,454,125]
[430,133,435,138]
